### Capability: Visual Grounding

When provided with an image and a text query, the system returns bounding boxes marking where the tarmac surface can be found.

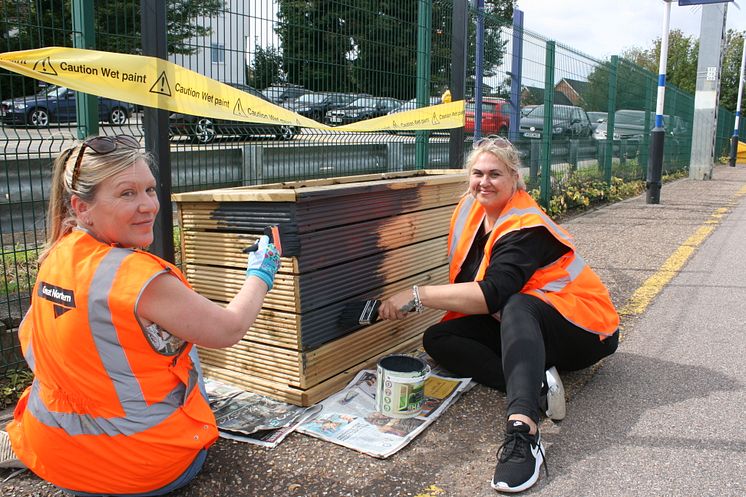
[2,164,746,497]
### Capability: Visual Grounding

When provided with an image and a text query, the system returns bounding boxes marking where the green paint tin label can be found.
[375,354,430,418]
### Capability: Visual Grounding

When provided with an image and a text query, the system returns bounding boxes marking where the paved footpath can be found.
[2,165,746,497]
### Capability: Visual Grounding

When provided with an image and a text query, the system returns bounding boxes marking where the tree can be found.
[247,45,284,89]
[719,29,744,112]
[619,27,746,112]
[620,29,698,94]
[274,0,514,99]
[274,1,355,93]
[584,58,656,113]
[465,0,515,97]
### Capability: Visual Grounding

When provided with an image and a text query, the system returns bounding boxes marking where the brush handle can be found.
[243,242,259,254]
[243,225,282,256]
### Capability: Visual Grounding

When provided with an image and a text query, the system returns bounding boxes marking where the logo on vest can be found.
[38,281,76,317]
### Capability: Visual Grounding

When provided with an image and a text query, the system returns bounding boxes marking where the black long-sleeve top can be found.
[454,226,571,314]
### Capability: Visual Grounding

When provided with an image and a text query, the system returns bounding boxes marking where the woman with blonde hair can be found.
[1,135,279,496]
[379,136,619,493]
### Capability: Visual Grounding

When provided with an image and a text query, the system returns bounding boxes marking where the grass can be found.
[0,368,33,410]
[1,245,39,299]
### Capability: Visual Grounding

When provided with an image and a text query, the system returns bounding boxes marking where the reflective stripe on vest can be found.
[25,248,197,437]
[537,253,586,292]
[449,195,476,261]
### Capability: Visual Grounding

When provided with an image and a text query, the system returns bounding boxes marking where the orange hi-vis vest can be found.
[7,229,218,494]
[444,190,619,337]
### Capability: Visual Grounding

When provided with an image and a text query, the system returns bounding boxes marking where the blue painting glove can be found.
[246,235,280,291]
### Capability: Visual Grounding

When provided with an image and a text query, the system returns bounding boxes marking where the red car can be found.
[465,97,511,136]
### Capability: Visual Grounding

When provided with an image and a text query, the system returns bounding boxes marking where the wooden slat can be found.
[202,334,424,406]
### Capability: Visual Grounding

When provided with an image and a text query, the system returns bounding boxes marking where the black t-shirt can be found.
[454,225,570,314]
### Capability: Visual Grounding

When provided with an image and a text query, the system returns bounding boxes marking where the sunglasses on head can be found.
[472,134,513,150]
[68,135,140,191]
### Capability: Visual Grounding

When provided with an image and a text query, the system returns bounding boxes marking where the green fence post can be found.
[604,55,618,185]
[415,0,432,170]
[640,74,654,176]
[71,0,98,139]
[540,41,555,210]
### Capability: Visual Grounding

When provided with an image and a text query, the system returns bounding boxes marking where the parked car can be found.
[284,92,359,122]
[519,104,593,139]
[520,104,539,117]
[388,96,442,115]
[324,96,402,126]
[169,82,298,144]
[593,109,649,141]
[593,109,687,141]
[587,111,608,133]
[1,84,134,127]
[465,97,511,136]
[261,84,309,105]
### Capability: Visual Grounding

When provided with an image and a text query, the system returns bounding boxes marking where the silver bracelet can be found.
[412,285,424,313]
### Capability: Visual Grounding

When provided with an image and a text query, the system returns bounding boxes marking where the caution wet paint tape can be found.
[0,47,464,132]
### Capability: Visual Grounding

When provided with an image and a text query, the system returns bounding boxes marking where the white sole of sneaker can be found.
[545,366,566,421]
[490,441,545,493]
[0,431,24,469]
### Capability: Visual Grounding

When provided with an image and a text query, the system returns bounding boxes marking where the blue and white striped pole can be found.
[647,0,673,204]
[728,36,746,167]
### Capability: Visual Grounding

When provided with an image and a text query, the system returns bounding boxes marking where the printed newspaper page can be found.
[205,378,319,448]
[296,369,472,458]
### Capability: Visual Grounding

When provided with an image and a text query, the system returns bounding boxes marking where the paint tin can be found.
[375,354,430,418]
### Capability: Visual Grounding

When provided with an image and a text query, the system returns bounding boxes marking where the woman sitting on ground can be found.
[378,136,619,493]
[1,135,280,496]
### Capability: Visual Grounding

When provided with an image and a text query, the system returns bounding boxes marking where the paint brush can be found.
[338,298,416,329]
[242,224,300,257]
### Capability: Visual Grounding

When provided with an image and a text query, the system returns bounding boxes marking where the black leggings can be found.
[423,293,618,423]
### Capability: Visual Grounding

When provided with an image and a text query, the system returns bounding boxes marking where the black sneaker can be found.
[491,420,546,493]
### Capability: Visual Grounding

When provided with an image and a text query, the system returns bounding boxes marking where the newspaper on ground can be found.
[205,378,321,448]
[296,367,472,459]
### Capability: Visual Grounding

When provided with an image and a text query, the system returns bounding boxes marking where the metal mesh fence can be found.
[1,0,744,372]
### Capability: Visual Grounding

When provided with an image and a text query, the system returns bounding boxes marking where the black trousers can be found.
[423,293,618,423]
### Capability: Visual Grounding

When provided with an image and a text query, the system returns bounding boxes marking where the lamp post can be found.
[646,0,673,204]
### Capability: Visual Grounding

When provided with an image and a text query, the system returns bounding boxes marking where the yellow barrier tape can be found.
[0,47,465,132]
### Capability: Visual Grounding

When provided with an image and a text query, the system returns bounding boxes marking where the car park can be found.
[261,84,309,105]
[519,104,593,139]
[169,82,298,144]
[1,84,134,127]
[465,97,511,136]
[284,92,359,122]
[324,96,402,126]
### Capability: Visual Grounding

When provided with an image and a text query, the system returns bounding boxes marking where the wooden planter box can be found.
[173,170,467,405]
